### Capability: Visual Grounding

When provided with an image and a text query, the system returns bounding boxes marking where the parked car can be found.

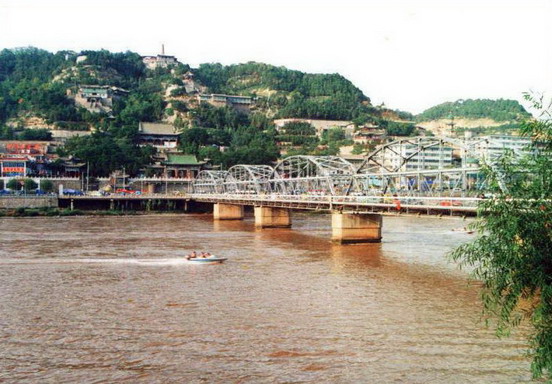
[116,188,139,195]
[63,189,84,196]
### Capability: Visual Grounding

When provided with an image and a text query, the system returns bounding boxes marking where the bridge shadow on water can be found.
[207,214,386,268]
[193,212,479,300]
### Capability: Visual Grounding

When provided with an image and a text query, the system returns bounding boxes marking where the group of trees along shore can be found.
[451,94,552,379]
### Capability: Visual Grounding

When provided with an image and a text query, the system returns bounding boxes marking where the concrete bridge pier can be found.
[331,212,382,244]
[254,206,292,228]
[213,203,244,220]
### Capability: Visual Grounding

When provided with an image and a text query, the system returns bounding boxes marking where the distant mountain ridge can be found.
[415,98,531,136]
[0,47,532,140]
[417,98,530,122]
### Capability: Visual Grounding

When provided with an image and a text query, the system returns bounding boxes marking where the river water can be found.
[0,213,534,383]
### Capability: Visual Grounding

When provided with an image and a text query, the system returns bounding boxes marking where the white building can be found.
[386,143,454,171]
[472,135,532,161]
[142,45,179,70]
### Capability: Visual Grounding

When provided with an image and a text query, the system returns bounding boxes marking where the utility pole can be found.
[86,162,90,193]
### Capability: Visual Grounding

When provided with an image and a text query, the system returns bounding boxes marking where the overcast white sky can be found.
[1,0,551,113]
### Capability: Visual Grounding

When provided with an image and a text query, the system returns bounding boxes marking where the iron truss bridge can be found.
[191,136,519,213]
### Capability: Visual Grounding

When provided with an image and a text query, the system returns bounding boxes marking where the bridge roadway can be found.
[58,192,480,215]
[189,193,479,215]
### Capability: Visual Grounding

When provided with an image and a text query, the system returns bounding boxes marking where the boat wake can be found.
[0,258,193,266]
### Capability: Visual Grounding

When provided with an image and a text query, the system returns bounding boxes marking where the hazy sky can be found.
[1,0,551,113]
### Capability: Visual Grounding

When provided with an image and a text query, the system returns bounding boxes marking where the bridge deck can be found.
[56,193,480,215]
[190,194,479,215]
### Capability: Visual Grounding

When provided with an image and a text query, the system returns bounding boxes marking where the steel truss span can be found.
[193,171,228,194]
[225,165,274,194]
[271,155,355,196]
[192,136,515,198]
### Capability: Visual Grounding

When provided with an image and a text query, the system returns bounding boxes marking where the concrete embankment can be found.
[0,195,213,213]
[0,196,58,209]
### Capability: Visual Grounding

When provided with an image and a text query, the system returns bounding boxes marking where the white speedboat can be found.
[186,256,227,264]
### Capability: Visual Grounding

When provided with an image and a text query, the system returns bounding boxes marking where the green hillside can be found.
[0,47,387,174]
[417,98,530,122]
[0,48,534,175]
[195,62,373,120]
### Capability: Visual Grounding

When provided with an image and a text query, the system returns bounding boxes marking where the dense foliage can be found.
[450,94,552,379]
[180,105,280,168]
[39,179,54,192]
[417,98,531,122]
[276,121,318,146]
[19,128,52,141]
[61,133,156,177]
[384,121,416,136]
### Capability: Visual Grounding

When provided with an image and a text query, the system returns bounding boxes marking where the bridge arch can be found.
[271,155,355,196]
[356,136,477,174]
[224,165,274,194]
[193,170,228,194]
[353,136,514,196]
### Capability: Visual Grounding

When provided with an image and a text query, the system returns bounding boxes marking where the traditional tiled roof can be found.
[163,153,201,165]
[138,122,179,136]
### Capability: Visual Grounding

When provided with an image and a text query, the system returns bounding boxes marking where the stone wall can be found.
[0,177,82,191]
[0,196,58,209]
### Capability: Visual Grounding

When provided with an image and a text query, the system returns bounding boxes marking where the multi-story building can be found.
[274,118,354,138]
[0,141,55,177]
[146,152,206,179]
[0,141,51,157]
[474,135,533,160]
[0,156,29,177]
[72,85,128,113]
[198,94,254,113]
[137,122,180,149]
[385,143,454,171]
[142,45,179,69]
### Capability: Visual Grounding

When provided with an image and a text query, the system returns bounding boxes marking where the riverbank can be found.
[0,207,192,217]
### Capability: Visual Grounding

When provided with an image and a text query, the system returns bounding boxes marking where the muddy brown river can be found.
[0,213,534,383]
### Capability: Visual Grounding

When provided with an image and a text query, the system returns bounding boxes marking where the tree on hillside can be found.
[450,93,552,379]
[385,121,416,136]
[20,128,52,141]
[180,128,210,154]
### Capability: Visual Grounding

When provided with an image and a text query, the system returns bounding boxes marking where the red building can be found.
[0,141,50,156]
[0,156,29,177]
